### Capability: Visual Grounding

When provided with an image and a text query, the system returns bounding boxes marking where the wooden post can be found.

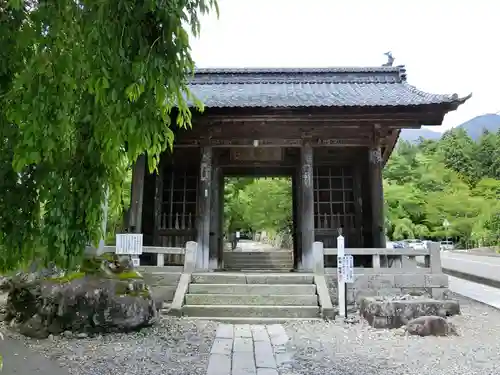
[153,157,164,245]
[368,145,386,248]
[300,142,315,270]
[217,169,225,269]
[209,161,221,270]
[129,154,146,233]
[291,173,299,269]
[196,146,212,269]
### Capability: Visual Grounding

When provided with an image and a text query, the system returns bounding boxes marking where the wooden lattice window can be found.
[160,167,198,231]
[313,166,355,231]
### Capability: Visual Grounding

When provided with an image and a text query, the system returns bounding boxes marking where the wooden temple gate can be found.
[127,67,469,271]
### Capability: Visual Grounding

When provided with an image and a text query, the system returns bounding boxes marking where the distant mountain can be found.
[400,128,441,142]
[456,113,500,140]
[399,113,500,142]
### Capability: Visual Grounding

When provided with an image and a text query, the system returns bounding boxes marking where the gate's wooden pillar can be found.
[368,145,386,248]
[129,154,146,233]
[196,146,212,269]
[217,170,225,269]
[209,156,221,270]
[153,157,164,245]
[291,173,299,269]
[300,142,315,270]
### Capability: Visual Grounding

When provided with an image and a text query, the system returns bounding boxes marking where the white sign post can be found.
[337,233,354,319]
[337,234,346,318]
[116,233,143,267]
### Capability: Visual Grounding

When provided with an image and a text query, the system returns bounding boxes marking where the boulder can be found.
[405,315,458,337]
[359,295,460,329]
[4,253,158,339]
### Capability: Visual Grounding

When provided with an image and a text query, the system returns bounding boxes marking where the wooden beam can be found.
[192,105,452,122]
[174,138,373,147]
[382,129,400,163]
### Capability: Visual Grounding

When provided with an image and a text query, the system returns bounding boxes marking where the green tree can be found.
[439,128,478,185]
[223,178,292,236]
[0,0,218,270]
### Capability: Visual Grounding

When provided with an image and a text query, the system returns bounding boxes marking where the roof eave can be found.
[447,92,473,111]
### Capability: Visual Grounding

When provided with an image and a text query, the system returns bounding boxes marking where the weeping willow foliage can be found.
[0,0,218,271]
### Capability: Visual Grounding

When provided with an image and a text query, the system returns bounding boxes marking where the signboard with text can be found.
[115,233,143,255]
[337,255,354,284]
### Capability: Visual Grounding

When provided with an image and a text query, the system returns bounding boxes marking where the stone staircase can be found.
[223,250,294,270]
[181,272,322,322]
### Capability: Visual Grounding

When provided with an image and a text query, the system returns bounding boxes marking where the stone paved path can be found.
[0,335,70,375]
[206,323,291,375]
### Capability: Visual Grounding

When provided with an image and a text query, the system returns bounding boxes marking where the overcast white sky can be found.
[189,0,499,131]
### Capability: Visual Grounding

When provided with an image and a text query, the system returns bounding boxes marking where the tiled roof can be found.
[187,67,471,108]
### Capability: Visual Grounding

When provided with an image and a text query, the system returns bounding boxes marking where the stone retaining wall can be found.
[326,273,449,305]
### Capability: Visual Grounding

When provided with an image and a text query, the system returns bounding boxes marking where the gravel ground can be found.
[2,293,500,375]
[282,294,500,375]
[3,317,217,375]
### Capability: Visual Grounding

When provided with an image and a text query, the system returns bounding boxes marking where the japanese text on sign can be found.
[116,233,143,255]
[337,255,354,283]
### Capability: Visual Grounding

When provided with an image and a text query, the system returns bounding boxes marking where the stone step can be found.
[188,283,316,295]
[150,285,177,303]
[142,272,181,286]
[185,293,318,306]
[224,253,293,261]
[182,304,321,318]
[191,273,314,285]
[224,252,293,260]
[224,264,294,270]
[169,316,323,324]
[224,266,293,271]
[223,258,294,263]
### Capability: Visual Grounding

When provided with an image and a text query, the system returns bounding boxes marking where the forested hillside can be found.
[224,128,500,248]
[385,128,499,247]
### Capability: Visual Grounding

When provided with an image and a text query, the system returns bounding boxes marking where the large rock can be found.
[405,315,458,336]
[360,295,460,329]
[4,254,158,339]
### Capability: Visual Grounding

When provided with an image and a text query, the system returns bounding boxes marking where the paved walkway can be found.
[234,240,280,252]
[449,275,500,309]
[0,335,70,375]
[207,323,291,375]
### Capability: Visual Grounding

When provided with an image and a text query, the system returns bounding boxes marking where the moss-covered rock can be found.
[5,253,157,339]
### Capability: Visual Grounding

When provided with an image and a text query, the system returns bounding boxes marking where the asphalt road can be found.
[0,335,69,375]
[441,251,500,283]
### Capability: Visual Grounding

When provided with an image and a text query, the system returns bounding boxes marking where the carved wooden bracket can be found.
[369,147,383,165]
[200,148,212,182]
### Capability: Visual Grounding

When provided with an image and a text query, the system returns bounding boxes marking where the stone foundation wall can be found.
[326,273,449,305]
[140,269,182,304]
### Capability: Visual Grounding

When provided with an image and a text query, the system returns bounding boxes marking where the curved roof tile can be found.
[187,67,471,108]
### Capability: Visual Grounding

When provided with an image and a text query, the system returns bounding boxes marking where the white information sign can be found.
[337,255,354,283]
[131,256,140,267]
[115,233,143,255]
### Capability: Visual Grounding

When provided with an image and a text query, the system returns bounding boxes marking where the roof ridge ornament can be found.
[382,51,395,67]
